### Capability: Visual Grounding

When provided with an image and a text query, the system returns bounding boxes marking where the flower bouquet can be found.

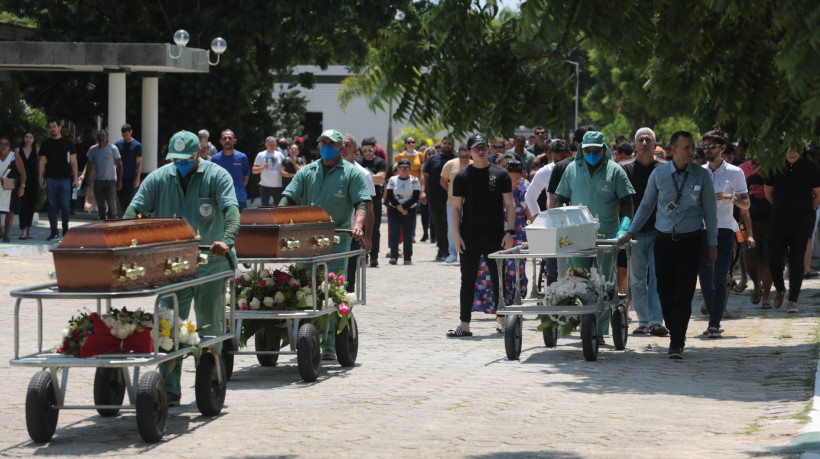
[233,265,356,348]
[56,306,201,358]
[536,267,615,337]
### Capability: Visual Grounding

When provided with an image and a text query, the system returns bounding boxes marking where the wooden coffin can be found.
[52,218,206,292]
[235,206,336,259]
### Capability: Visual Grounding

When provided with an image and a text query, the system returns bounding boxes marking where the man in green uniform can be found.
[123,130,239,405]
[555,131,635,342]
[280,128,370,360]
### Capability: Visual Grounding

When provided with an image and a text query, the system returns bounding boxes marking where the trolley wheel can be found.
[296,323,321,382]
[195,352,227,417]
[221,337,235,381]
[336,315,358,367]
[93,368,126,417]
[504,315,523,360]
[581,314,599,361]
[255,328,281,367]
[136,371,167,443]
[25,370,59,443]
[611,304,629,351]
[543,325,559,348]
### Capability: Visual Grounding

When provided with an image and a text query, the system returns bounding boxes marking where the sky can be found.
[495,0,522,11]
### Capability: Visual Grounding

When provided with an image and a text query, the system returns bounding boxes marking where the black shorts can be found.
[616,248,628,268]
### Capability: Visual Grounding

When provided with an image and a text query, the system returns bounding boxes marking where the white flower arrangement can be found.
[538,267,614,336]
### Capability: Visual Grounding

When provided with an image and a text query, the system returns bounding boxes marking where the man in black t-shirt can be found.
[356,137,387,266]
[422,136,456,261]
[447,133,515,338]
[38,118,78,241]
[764,148,820,311]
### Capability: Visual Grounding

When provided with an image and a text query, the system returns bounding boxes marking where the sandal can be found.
[706,326,722,338]
[648,324,669,336]
[446,326,473,338]
[761,302,772,310]
[751,289,762,304]
[632,326,649,335]
[732,280,747,293]
[774,290,785,309]
[804,271,819,279]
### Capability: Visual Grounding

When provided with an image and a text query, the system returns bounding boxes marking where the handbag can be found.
[1,159,15,190]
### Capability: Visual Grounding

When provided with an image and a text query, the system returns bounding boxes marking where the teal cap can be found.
[316,129,343,145]
[167,130,199,160]
[581,131,605,148]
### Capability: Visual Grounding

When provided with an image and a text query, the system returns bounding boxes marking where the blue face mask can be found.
[584,151,603,166]
[320,144,339,161]
[174,159,196,177]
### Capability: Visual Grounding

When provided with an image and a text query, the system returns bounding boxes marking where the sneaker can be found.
[389,258,397,265]
[420,234,428,242]
[167,392,181,407]
[668,346,684,360]
[369,259,379,268]
[787,302,799,313]
[435,255,446,262]
[321,349,337,361]
[47,232,60,241]
[403,260,412,265]
[444,254,458,263]
[596,336,605,345]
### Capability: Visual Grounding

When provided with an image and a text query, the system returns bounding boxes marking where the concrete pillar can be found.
[141,75,159,172]
[107,72,126,144]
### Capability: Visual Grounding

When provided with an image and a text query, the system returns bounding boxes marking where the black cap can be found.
[397,158,411,167]
[467,133,486,150]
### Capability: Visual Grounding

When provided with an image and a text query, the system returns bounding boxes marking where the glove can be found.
[616,216,632,240]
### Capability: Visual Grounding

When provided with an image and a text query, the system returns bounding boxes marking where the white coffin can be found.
[525,205,599,254]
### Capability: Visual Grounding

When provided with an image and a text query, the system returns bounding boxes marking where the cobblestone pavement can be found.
[1,215,819,457]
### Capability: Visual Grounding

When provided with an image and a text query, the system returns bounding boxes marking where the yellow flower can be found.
[159,318,171,337]
[185,321,196,334]
[136,326,144,333]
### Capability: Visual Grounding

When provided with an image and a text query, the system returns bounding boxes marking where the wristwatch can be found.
[506,230,515,236]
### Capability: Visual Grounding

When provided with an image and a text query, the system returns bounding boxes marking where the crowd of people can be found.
[3,120,818,362]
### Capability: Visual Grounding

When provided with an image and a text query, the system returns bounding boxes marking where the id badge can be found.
[661,201,678,216]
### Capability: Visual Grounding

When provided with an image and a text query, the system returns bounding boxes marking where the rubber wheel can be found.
[542,325,559,348]
[611,304,629,350]
[580,314,599,361]
[221,337,235,381]
[255,328,280,367]
[25,370,59,443]
[93,368,126,417]
[195,352,227,417]
[296,323,321,382]
[136,371,167,443]
[504,315,523,360]
[336,315,358,367]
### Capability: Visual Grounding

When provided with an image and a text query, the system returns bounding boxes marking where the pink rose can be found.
[235,278,242,286]
[257,280,266,288]
[338,303,350,317]
[276,271,291,283]
[240,304,250,311]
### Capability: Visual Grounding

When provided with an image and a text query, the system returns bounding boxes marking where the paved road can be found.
[0,215,818,457]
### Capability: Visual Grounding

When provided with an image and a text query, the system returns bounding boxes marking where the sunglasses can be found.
[458,154,470,159]
[702,143,722,150]
[491,145,504,149]
[535,131,546,135]
[405,140,415,144]
[472,146,488,153]
[362,148,374,153]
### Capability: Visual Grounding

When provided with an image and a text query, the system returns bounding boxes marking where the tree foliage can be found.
[364,0,818,166]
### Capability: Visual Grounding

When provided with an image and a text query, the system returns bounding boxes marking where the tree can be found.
[362,0,819,167]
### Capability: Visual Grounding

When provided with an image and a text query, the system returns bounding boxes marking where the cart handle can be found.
[198,244,236,271]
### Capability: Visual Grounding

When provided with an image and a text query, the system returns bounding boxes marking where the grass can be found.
[744,416,769,435]
[791,400,814,422]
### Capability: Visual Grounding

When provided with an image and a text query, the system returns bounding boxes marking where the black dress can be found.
[17,148,38,226]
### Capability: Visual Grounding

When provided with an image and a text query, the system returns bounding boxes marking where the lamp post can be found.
[169,29,227,65]
[563,60,579,134]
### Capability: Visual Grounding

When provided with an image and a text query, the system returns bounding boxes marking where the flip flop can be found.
[761,302,772,310]
[804,271,819,279]
[446,326,473,338]
[751,290,762,304]
[632,326,649,335]
[732,281,747,293]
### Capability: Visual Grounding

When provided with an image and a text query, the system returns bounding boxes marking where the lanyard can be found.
[671,170,689,204]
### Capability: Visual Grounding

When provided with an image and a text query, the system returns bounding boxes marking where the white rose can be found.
[158,336,173,351]
[345,292,357,304]
[304,295,314,307]
[259,269,271,278]
[263,296,275,307]
[289,278,301,289]
[262,277,274,286]
[62,328,71,338]
[179,324,189,342]
[274,291,286,303]
[188,332,200,346]
[296,290,305,301]
[250,298,261,309]
[300,286,312,294]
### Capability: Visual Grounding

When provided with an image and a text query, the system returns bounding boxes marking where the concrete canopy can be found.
[0,42,210,73]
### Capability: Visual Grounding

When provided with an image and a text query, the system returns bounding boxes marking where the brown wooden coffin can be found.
[52,218,206,292]
[234,206,337,259]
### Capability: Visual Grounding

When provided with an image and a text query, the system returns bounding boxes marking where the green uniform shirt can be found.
[128,160,238,275]
[555,149,635,238]
[282,158,371,273]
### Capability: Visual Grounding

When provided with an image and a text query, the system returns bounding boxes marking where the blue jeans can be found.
[629,230,663,328]
[698,229,736,329]
[45,178,71,233]
[446,204,457,256]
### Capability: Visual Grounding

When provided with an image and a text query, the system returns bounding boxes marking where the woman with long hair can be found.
[16,131,38,238]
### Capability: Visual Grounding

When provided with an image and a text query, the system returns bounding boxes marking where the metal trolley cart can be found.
[225,247,365,383]
[488,239,632,362]
[9,251,236,444]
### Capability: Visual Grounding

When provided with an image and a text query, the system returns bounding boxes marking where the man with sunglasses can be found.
[114,123,142,212]
[555,131,635,345]
[123,130,238,405]
[211,129,250,210]
[527,126,549,158]
[357,137,387,267]
[447,134,515,337]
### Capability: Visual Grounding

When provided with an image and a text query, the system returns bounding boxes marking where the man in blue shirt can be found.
[114,123,142,212]
[618,131,718,359]
[211,129,250,210]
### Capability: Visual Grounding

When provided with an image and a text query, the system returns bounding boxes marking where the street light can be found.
[563,60,579,134]
[168,29,227,66]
